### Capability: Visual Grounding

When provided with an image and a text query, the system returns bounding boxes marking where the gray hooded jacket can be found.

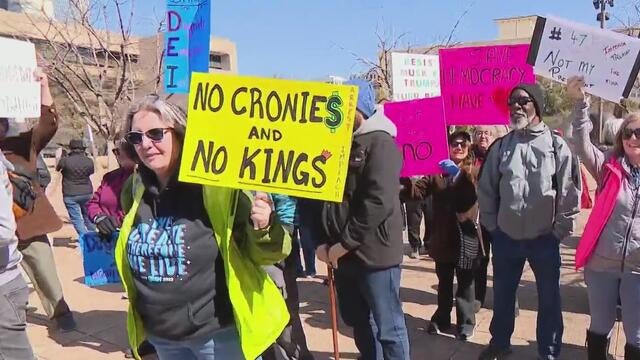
[570,100,640,273]
[478,122,581,241]
[0,151,22,286]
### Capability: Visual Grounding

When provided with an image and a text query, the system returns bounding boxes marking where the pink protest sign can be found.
[439,44,535,125]
[384,97,449,177]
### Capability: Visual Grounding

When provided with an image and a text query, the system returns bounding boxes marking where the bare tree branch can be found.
[20,0,162,145]
[337,1,473,101]
[113,0,130,104]
[442,3,473,48]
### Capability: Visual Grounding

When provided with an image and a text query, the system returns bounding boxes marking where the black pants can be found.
[263,235,314,360]
[405,198,432,249]
[431,262,475,334]
[474,228,492,306]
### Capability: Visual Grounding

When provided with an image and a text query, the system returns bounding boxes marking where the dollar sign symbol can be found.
[324,91,343,133]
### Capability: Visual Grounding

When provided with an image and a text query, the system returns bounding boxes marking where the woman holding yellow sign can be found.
[115,95,292,360]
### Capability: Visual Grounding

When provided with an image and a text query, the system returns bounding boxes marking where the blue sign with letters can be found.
[79,232,121,287]
[164,0,211,93]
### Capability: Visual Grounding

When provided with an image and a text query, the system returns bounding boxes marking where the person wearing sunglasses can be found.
[400,130,480,341]
[115,95,291,360]
[568,76,640,360]
[477,82,581,360]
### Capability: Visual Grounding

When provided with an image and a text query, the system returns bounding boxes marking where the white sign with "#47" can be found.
[528,16,640,103]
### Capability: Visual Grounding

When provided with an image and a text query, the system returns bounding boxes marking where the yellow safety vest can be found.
[115,182,290,359]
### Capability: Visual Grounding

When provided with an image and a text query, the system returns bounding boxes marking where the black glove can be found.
[94,215,119,237]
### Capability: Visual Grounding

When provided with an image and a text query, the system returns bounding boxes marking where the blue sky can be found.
[122,0,639,80]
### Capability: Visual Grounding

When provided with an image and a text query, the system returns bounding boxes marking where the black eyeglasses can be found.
[507,97,533,107]
[622,127,640,140]
[125,128,173,145]
[449,141,469,149]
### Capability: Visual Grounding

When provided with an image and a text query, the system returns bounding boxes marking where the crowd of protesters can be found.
[2,64,640,360]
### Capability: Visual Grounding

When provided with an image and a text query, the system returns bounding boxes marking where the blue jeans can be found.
[63,194,95,238]
[335,261,410,360]
[489,230,563,358]
[147,326,252,360]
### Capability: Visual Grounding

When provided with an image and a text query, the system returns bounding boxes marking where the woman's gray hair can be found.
[473,125,510,138]
[123,95,188,140]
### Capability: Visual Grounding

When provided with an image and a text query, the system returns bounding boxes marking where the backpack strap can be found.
[550,130,560,193]
[549,129,582,221]
[550,129,581,189]
[10,163,35,180]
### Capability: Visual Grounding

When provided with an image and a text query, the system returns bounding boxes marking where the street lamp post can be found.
[593,0,613,144]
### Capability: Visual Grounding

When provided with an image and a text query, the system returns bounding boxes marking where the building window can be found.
[210,53,231,71]
[209,54,223,70]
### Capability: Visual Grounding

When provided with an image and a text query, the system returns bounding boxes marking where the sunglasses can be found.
[507,97,533,107]
[449,140,469,148]
[622,127,640,140]
[125,128,173,145]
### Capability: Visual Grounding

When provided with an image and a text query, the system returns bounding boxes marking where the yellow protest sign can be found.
[178,73,358,202]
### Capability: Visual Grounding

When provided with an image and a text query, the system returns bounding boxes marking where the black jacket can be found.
[320,113,404,269]
[400,169,478,264]
[56,150,94,196]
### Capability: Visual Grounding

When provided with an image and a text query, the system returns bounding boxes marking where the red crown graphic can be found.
[321,150,332,160]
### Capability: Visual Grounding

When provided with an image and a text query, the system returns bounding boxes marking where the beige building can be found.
[409,15,537,55]
[495,15,537,41]
[0,6,238,143]
[0,0,54,18]
[137,33,238,106]
[0,7,238,93]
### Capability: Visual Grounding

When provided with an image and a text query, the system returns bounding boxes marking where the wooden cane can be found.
[327,265,340,360]
[613,319,622,357]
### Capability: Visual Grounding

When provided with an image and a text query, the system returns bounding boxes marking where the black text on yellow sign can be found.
[178,73,358,202]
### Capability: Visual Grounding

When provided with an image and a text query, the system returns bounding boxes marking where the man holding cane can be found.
[316,79,410,360]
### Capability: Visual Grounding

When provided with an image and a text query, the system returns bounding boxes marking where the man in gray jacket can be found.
[477,83,581,360]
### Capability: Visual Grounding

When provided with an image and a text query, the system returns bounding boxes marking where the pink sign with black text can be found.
[384,97,449,177]
[439,44,535,125]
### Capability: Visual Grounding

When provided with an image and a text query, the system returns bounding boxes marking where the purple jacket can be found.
[86,167,134,224]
